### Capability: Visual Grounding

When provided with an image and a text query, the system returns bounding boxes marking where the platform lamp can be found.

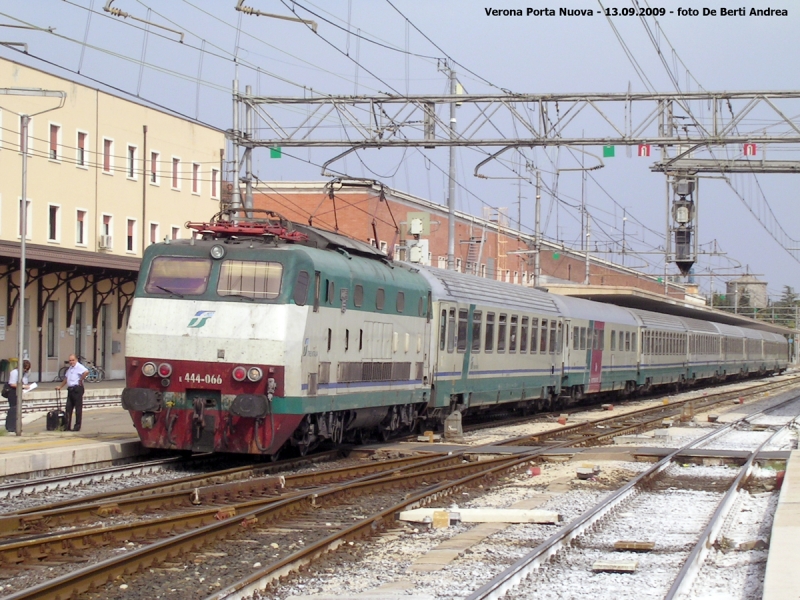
[0,88,66,436]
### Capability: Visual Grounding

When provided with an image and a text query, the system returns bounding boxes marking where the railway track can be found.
[465,398,797,600]
[0,375,797,599]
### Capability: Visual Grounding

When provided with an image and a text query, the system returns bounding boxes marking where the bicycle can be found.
[52,356,105,383]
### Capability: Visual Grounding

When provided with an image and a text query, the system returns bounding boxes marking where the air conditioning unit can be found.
[98,234,113,249]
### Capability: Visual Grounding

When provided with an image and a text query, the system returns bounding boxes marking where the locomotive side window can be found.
[396,292,405,313]
[376,288,385,311]
[520,317,528,353]
[509,316,518,353]
[439,309,447,351]
[293,270,309,306]
[145,256,211,295]
[472,311,482,352]
[418,296,424,317]
[497,314,507,353]
[327,328,332,352]
[457,309,468,353]
[530,318,538,354]
[354,285,364,307]
[540,319,548,354]
[345,329,350,352]
[314,272,321,312]
[485,313,495,352]
[217,260,282,299]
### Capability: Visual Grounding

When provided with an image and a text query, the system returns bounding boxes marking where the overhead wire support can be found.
[236,1,318,33]
[103,0,185,43]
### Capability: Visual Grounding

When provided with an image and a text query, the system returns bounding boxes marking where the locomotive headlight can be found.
[247,367,263,382]
[142,362,157,377]
[232,366,247,382]
[157,363,173,378]
[210,244,226,260]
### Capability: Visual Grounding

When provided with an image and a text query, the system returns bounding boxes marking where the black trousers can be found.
[65,386,84,430]
[4,389,17,432]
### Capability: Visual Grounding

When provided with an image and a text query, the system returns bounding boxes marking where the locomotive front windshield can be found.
[217,260,283,299]
[145,257,212,295]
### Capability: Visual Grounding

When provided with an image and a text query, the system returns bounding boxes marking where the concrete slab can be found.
[764,449,800,600]
[398,507,559,524]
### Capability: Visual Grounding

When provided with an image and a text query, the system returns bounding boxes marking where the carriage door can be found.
[561,320,570,382]
[436,304,460,378]
[588,321,605,393]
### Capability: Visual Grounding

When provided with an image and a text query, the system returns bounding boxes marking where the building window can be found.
[172,157,180,189]
[49,124,60,160]
[437,256,447,269]
[76,210,86,245]
[150,151,160,184]
[77,132,87,167]
[127,219,136,252]
[46,301,57,358]
[171,226,180,240]
[48,204,60,242]
[150,222,159,245]
[102,214,112,236]
[102,138,113,173]
[192,163,200,194]
[100,214,114,249]
[211,168,219,198]
[127,145,137,179]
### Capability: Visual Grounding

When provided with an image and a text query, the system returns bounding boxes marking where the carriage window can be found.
[580,327,587,351]
[610,330,616,351]
[457,309,469,353]
[396,291,405,313]
[146,256,211,295]
[354,285,364,307]
[217,260,283,299]
[632,332,637,353]
[485,313,495,352]
[625,331,631,352]
[472,311,483,352]
[376,288,385,310]
[530,318,539,354]
[509,315,518,353]
[557,322,563,353]
[497,314,507,353]
[439,309,447,351]
[573,326,580,350]
[540,319,548,354]
[447,308,456,353]
[293,271,309,306]
[520,317,528,353]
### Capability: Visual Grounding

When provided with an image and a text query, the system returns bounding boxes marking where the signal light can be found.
[232,366,247,382]
[247,367,263,382]
[142,362,157,377]
[158,363,173,378]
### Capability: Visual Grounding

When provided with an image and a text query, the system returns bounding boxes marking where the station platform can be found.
[0,380,145,478]
[763,449,800,600]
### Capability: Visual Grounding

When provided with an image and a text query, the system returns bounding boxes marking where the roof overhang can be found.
[0,241,141,273]
[545,283,796,336]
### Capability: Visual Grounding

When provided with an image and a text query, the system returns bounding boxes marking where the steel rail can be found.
[464,395,799,600]
[0,450,530,599]
[665,418,796,600]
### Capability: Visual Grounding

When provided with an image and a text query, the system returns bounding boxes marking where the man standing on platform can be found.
[5,360,31,433]
[56,354,88,431]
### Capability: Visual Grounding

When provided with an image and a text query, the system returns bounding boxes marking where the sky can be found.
[1,0,799,300]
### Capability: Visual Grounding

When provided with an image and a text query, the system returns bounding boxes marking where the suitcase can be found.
[46,409,67,432]
[46,390,67,432]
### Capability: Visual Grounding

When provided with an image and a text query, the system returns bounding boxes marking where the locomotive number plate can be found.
[182,373,223,384]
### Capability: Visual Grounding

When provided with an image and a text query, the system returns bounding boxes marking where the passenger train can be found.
[121,211,789,456]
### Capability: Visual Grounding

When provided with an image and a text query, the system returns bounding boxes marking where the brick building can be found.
[251,181,691,300]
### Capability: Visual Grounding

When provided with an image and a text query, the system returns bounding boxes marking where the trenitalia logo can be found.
[188,311,215,328]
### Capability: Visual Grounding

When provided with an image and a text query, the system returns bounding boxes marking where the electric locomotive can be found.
[122,210,789,457]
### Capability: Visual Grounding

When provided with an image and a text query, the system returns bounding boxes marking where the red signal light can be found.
[232,366,247,382]
[157,363,173,378]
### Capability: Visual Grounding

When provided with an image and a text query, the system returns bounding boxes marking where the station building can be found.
[0,57,225,381]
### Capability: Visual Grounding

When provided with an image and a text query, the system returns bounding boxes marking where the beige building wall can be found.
[0,58,225,381]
